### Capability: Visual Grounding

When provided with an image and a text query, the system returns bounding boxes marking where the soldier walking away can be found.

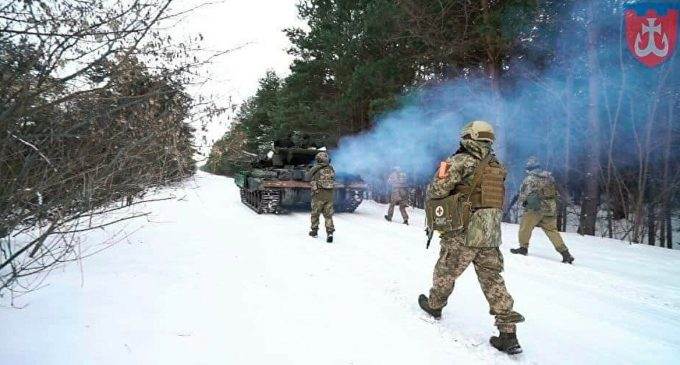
[510,157,575,264]
[384,166,409,225]
[419,121,525,355]
[307,151,335,243]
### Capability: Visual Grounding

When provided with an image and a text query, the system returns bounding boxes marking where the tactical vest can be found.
[426,154,506,233]
[456,158,507,210]
[315,165,335,190]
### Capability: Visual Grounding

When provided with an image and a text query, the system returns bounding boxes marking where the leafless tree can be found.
[0,0,226,295]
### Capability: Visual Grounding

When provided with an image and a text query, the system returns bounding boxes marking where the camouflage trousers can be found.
[310,198,334,233]
[518,211,568,253]
[386,189,409,222]
[428,233,524,333]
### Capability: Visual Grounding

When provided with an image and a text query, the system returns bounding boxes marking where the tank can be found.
[234,138,366,214]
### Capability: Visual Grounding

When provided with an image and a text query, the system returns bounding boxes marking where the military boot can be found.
[418,294,441,319]
[560,249,574,264]
[326,233,333,243]
[490,332,522,355]
[384,215,391,222]
[510,246,528,255]
[309,229,318,238]
[403,219,409,225]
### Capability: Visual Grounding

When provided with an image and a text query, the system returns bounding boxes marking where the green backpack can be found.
[425,154,491,233]
[525,179,557,212]
[426,194,472,233]
[525,193,542,212]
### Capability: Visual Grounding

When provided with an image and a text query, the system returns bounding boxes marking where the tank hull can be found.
[236,173,366,214]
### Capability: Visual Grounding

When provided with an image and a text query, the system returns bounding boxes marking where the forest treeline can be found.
[207,0,561,170]
[208,0,678,247]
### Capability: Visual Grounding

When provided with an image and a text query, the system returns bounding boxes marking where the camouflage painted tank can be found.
[234,138,366,214]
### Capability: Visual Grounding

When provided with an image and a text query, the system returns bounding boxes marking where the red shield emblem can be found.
[625,5,678,67]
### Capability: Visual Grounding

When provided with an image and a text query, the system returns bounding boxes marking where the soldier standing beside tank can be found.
[510,157,574,264]
[419,121,525,355]
[307,151,335,243]
[384,166,409,225]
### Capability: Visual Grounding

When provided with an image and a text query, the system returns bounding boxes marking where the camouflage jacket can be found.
[427,139,503,248]
[387,171,408,189]
[307,163,335,201]
[518,170,557,215]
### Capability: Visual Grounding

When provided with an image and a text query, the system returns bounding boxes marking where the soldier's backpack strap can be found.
[306,164,323,181]
[470,154,493,196]
[456,153,493,201]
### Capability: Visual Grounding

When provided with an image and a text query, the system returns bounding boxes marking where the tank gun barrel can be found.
[241,150,258,158]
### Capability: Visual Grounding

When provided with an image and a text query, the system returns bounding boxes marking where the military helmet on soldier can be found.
[315,151,330,163]
[461,120,495,142]
[525,156,541,171]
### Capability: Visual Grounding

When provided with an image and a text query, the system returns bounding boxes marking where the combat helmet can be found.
[315,151,330,163]
[460,120,495,142]
[525,156,541,171]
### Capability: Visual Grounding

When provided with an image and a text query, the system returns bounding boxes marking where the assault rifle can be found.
[425,227,434,249]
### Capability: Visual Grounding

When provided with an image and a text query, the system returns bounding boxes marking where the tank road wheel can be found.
[255,191,264,214]
[239,188,282,214]
[337,189,363,213]
[240,189,262,214]
[261,190,282,214]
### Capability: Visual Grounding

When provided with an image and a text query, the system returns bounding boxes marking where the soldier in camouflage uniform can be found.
[384,166,409,225]
[419,121,525,355]
[510,157,574,264]
[307,151,335,243]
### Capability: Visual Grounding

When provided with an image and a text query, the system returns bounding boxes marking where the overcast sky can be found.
[171,0,303,151]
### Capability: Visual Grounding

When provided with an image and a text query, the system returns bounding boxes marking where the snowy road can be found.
[2,172,680,364]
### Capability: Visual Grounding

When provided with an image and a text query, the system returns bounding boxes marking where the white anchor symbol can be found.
[634,18,669,57]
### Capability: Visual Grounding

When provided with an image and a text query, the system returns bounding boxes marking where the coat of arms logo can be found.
[624,3,678,67]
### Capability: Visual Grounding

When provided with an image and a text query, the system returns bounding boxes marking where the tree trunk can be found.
[561,69,574,233]
[480,0,504,156]
[557,202,566,232]
[661,101,673,248]
[665,209,673,249]
[632,60,672,242]
[578,7,601,236]
[647,201,656,246]
[659,212,666,247]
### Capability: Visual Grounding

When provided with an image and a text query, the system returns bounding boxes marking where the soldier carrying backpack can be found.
[420,121,525,355]
[307,151,335,243]
[510,157,574,264]
[384,166,410,225]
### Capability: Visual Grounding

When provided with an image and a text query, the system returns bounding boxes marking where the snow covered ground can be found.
[2,172,680,365]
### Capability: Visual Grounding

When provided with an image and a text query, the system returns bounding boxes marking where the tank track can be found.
[336,191,363,213]
[240,188,282,214]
